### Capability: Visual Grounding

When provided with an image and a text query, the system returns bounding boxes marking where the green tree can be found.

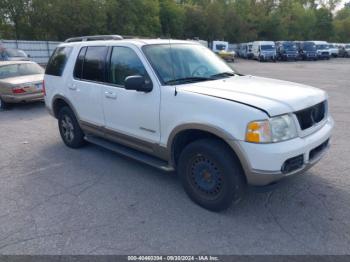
[159,0,184,38]
[0,0,31,39]
[183,4,207,39]
[105,0,160,37]
[314,7,334,40]
[204,1,225,41]
[333,5,350,42]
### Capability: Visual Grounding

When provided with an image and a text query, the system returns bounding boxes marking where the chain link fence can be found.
[0,39,62,65]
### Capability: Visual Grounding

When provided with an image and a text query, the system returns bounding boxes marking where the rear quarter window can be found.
[45,46,72,76]
[73,47,87,79]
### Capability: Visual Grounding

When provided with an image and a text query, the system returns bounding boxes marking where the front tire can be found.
[178,139,245,212]
[58,106,86,148]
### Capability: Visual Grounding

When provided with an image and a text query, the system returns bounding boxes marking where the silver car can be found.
[0,61,44,110]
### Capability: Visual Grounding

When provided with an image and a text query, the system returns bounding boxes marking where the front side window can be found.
[45,46,72,76]
[81,46,108,82]
[108,46,148,86]
[0,63,44,79]
[143,44,234,85]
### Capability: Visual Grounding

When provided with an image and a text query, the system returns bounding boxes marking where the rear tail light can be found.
[42,80,46,96]
[12,88,26,94]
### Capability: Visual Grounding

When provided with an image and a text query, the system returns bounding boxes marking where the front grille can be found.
[295,101,326,130]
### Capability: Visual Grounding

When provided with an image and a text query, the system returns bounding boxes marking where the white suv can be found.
[44,36,333,211]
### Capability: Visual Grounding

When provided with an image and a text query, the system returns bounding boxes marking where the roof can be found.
[0,60,36,66]
[59,38,198,48]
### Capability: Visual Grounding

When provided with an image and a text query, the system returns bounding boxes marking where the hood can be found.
[179,75,327,117]
[6,57,30,61]
[0,74,43,86]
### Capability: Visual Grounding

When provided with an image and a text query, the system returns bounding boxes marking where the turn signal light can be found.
[245,121,271,143]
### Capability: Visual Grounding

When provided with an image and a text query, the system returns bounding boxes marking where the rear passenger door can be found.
[70,46,108,127]
[102,45,160,146]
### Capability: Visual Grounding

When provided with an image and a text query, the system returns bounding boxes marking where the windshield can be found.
[142,44,234,85]
[282,42,297,51]
[328,44,334,48]
[5,49,27,57]
[0,63,43,79]
[215,44,227,51]
[261,45,275,51]
[303,42,316,51]
[316,44,328,50]
[345,45,350,48]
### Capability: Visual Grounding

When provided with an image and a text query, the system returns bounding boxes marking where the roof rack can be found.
[64,35,123,43]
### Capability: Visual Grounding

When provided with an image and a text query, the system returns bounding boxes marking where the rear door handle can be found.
[68,84,77,90]
[105,91,117,99]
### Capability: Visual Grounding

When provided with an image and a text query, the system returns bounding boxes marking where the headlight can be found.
[245,114,297,143]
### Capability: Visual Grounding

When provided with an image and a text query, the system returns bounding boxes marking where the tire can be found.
[58,106,86,148]
[0,97,8,110]
[178,138,246,212]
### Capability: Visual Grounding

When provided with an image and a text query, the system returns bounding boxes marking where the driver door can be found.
[102,46,161,148]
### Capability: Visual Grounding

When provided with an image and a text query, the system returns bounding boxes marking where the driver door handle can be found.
[105,91,117,99]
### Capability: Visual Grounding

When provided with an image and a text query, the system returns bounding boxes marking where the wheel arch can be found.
[52,95,79,120]
[167,124,250,178]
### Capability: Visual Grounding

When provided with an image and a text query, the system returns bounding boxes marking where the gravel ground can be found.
[0,58,349,255]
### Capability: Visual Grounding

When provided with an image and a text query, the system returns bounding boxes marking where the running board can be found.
[84,135,174,172]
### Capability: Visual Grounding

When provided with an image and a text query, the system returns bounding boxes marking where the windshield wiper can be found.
[164,77,214,85]
[210,72,235,79]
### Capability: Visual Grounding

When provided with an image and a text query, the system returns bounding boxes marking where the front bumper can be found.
[281,53,298,60]
[305,53,317,59]
[233,116,334,186]
[1,93,44,103]
[317,52,330,59]
[260,54,276,61]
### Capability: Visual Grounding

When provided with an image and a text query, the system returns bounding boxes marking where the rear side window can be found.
[81,46,108,82]
[45,46,72,76]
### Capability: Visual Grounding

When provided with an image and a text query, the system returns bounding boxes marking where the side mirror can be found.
[124,75,153,93]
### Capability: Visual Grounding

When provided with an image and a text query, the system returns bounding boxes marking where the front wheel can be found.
[58,106,86,148]
[178,139,246,212]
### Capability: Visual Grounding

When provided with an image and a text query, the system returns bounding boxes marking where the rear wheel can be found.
[178,138,245,212]
[58,107,86,148]
[0,97,8,110]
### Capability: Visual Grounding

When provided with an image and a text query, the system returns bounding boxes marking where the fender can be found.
[166,123,251,176]
[51,94,80,120]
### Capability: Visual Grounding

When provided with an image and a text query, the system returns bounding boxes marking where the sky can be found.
[336,0,347,11]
